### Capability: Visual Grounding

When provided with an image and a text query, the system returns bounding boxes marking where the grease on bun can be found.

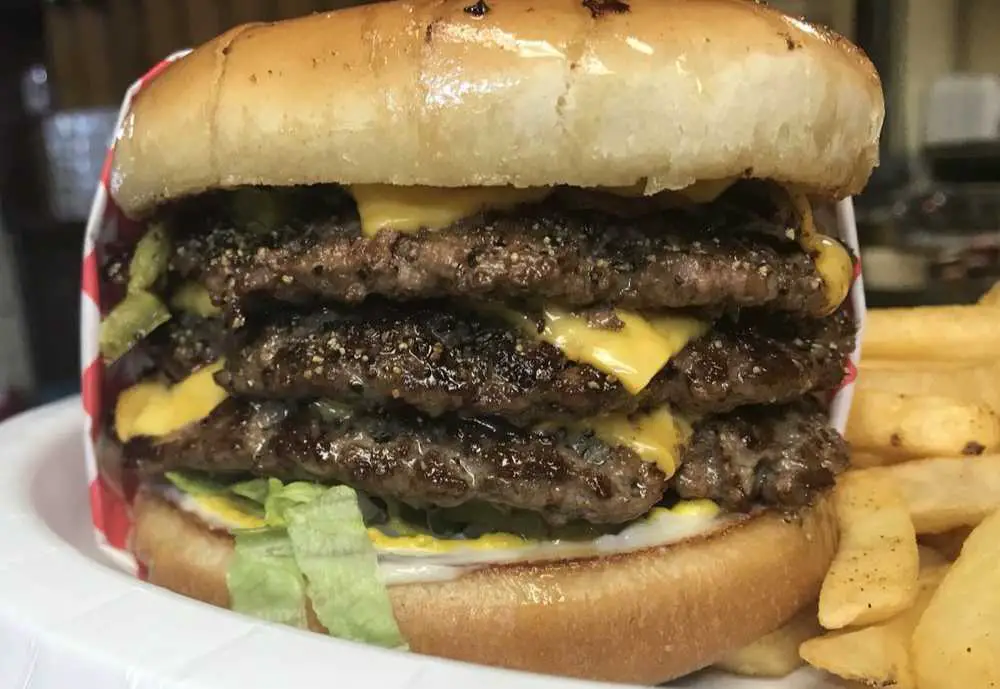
[110,0,883,217]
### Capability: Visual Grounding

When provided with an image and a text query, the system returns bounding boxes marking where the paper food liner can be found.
[80,51,867,575]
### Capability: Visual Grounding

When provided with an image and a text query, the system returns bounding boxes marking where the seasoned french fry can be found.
[913,510,1000,689]
[856,361,1000,415]
[846,389,1000,459]
[860,358,977,372]
[818,472,919,629]
[801,565,947,689]
[714,606,821,678]
[853,455,1000,534]
[862,305,1000,362]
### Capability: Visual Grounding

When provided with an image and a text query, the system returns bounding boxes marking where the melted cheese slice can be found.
[349,178,738,238]
[350,185,550,237]
[504,307,708,394]
[588,406,691,478]
[165,477,719,561]
[115,360,229,442]
[788,191,854,315]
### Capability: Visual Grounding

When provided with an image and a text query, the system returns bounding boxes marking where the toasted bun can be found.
[110,0,884,217]
[131,490,837,684]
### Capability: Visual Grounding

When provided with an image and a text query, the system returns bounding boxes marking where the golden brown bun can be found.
[131,490,837,684]
[110,0,884,217]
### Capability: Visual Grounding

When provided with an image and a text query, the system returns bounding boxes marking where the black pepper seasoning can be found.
[463,0,490,17]
[581,0,630,19]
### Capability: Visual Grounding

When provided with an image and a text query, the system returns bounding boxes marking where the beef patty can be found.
[128,399,846,525]
[169,193,830,316]
[677,403,849,509]
[211,303,855,422]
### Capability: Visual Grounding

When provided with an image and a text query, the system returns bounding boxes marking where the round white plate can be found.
[0,399,844,689]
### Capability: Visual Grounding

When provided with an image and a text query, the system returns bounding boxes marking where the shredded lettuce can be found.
[264,479,328,527]
[286,487,406,649]
[165,473,405,647]
[229,478,270,505]
[228,528,309,629]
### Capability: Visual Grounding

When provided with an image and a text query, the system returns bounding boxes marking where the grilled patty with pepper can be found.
[106,180,854,530]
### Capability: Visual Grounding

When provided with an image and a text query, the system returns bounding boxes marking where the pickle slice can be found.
[128,223,171,294]
[99,290,171,362]
[170,282,221,317]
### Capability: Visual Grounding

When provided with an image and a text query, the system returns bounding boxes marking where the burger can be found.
[97,0,883,683]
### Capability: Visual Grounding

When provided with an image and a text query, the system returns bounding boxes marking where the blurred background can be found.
[0,0,998,418]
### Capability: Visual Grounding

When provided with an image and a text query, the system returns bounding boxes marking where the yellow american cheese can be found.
[587,406,692,479]
[115,360,229,442]
[349,184,550,237]
[187,494,268,530]
[788,191,854,315]
[366,499,719,554]
[503,307,708,395]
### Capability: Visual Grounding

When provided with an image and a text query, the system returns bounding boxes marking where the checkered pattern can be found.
[81,51,191,575]
[80,50,868,576]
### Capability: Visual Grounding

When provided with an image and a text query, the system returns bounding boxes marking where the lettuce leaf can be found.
[228,528,309,629]
[264,479,328,527]
[285,486,406,649]
[229,478,270,505]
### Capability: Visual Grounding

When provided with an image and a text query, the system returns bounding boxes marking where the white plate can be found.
[0,399,845,689]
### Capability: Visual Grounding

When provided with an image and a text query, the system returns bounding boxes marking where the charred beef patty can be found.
[169,192,830,316]
[212,303,855,422]
[128,400,846,524]
[129,399,667,525]
[676,403,849,509]
[147,314,227,381]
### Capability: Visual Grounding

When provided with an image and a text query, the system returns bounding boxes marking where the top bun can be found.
[110,0,885,217]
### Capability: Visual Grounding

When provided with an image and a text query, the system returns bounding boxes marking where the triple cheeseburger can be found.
[96,0,884,684]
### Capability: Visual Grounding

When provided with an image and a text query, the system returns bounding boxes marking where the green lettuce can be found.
[164,472,405,648]
[286,486,406,648]
[228,528,309,629]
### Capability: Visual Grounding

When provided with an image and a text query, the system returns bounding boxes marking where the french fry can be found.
[714,606,822,678]
[856,361,1000,415]
[845,389,1000,459]
[801,565,947,689]
[853,455,1000,534]
[913,509,1000,689]
[860,358,978,372]
[862,304,1000,362]
[978,280,1000,307]
[818,472,919,629]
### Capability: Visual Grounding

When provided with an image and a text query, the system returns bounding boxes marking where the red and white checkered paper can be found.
[80,51,867,575]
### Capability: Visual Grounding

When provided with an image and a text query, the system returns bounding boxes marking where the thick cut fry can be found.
[801,566,947,689]
[913,509,1000,689]
[863,305,1000,362]
[854,455,1000,534]
[860,358,978,372]
[846,389,1000,459]
[978,280,1000,306]
[818,472,919,629]
[715,606,821,677]
[919,527,973,561]
[856,361,1000,415]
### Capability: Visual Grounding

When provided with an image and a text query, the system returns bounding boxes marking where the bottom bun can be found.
[131,490,837,685]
